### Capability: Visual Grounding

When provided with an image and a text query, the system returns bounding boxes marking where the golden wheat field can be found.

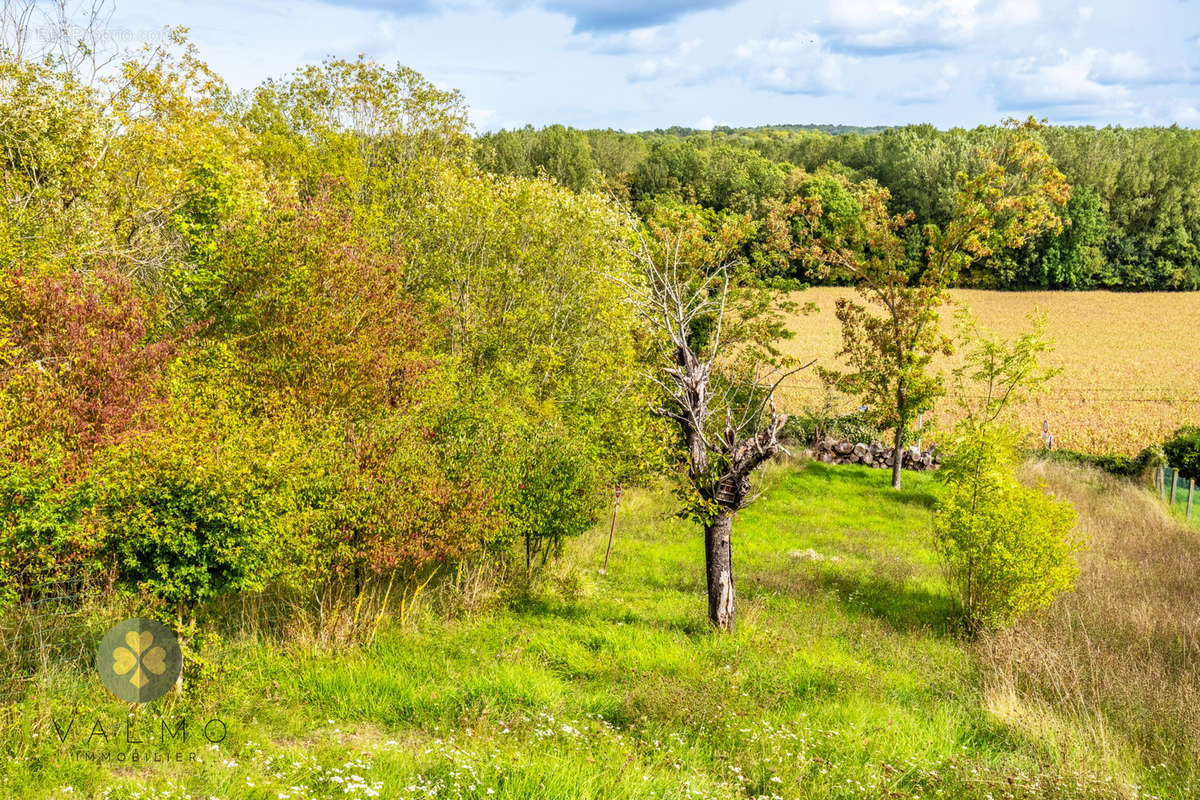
[777,288,1200,456]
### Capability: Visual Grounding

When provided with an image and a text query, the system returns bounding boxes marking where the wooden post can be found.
[601,483,621,574]
[1188,479,1195,522]
[1170,468,1178,508]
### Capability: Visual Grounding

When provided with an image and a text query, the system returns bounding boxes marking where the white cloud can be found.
[1088,49,1155,84]
[1172,104,1200,126]
[695,114,716,130]
[105,0,1200,131]
[993,48,1135,111]
[732,32,849,94]
[574,25,667,54]
[819,0,1040,55]
[627,38,704,82]
[898,62,960,104]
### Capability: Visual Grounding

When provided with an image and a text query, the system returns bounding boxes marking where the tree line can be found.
[477,122,1200,291]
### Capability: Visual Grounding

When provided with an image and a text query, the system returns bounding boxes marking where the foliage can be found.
[478,120,1200,291]
[0,36,651,618]
[950,308,1059,426]
[0,457,95,607]
[780,394,882,446]
[934,302,1078,633]
[1044,445,1166,478]
[934,423,1080,634]
[0,268,177,465]
[96,441,291,618]
[506,427,603,571]
[815,119,1067,488]
[1163,426,1200,483]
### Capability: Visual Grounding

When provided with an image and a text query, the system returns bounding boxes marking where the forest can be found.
[478,122,1200,291]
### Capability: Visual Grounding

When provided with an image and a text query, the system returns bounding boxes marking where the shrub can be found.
[97,445,292,621]
[1044,444,1165,479]
[781,404,883,447]
[0,267,176,464]
[934,423,1080,634]
[507,427,602,572]
[1163,426,1200,483]
[0,267,175,606]
[0,457,96,607]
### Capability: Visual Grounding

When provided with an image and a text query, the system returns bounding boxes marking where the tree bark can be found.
[891,424,904,490]
[704,512,735,630]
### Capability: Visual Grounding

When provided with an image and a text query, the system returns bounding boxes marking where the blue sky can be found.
[108,0,1200,131]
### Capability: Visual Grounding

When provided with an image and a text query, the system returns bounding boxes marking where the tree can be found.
[1163,427,1200,484]
[1034,185,1109,288]
[949,308,1060,427]
[934,310,1077,635]
[817,119,1068,488]
[528,124,595,191]
[933,423,1079,635]
[626,204,808,630]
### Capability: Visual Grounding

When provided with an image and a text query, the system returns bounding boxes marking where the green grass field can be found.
[1163,472,1198,528]
[1,462,1192,799]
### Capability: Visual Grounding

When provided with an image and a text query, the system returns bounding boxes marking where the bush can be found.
[97,446,292,621]
[1163,426,1200,483]
[0,457,95,607]
[1043,444,1165,479]
[508,428,602,572]
[934,424,1080,634]
[781,405,882,447]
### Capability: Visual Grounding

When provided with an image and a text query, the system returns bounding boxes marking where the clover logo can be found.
[96,618,183,703]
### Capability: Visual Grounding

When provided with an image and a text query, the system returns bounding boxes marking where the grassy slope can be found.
[0,462,1187,799]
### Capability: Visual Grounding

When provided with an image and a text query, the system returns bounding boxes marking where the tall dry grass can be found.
[980,460,1200,793]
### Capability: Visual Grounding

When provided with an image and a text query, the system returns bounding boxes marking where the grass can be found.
[777,288,1200,456]
[1161,472,1198,527]
[2,460,1197,799]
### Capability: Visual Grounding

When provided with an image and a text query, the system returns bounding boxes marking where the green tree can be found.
[529,125,596,191]
[1163,427,1200,484]
[628,202,805,630]
[933,423,1079,635]
[817,119,1068,488]
[935,310,1076,635]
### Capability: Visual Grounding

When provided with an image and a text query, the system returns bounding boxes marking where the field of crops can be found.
[777,288,1200,456]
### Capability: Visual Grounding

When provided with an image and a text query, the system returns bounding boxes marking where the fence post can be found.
[1188,479,1195,522]
[601,483,621,574]
[1170,467,1178,508]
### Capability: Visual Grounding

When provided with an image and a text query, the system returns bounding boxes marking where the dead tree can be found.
[626,226,811,631]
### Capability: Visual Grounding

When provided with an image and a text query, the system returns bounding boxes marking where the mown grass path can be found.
[0,463,1170,799]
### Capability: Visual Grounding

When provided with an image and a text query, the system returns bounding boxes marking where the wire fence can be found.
[0,579,102,705]
[1158,466,1197,524]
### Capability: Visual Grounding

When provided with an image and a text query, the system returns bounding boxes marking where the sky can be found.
[99,0,1200,131]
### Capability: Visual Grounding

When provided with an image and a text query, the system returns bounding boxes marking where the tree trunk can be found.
[891,425,904,490]
[704,512,735,630]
